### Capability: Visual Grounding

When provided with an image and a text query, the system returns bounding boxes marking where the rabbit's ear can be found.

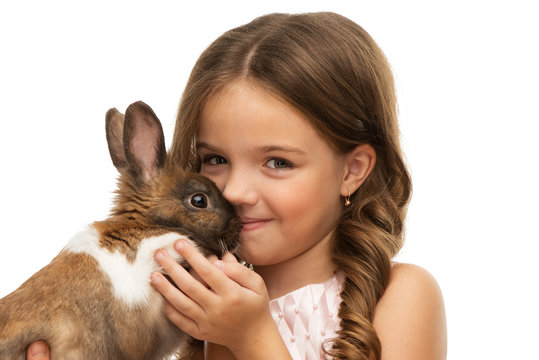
[106,108,128,170]
[123,101,166,183]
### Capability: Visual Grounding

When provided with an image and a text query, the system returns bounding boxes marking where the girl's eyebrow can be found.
[197,142,305,155]
[260,145,306,155]
[196,142,220,152]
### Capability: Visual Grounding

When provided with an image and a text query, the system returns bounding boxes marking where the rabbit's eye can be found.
[190,194,208,208]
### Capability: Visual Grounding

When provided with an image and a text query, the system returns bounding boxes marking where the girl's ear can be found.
[341,144,376,196]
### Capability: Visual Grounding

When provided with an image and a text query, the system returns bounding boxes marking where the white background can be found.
[1,1,537,359]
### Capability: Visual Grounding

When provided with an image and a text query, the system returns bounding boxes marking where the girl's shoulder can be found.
[372,262,447,360]
[386,262,442,294]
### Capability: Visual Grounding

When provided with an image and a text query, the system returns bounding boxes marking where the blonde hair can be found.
[171,12,411,360]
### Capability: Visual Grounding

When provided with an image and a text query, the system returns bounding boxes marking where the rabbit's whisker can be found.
[218,238,228,257]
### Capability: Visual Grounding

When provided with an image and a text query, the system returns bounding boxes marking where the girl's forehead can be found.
[199,81,315,138]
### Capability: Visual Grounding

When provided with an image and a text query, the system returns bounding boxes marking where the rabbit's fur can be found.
[0,101,241,359]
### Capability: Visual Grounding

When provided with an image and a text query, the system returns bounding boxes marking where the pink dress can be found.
[269,272,345,360]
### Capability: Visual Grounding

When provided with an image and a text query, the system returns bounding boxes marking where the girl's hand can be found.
[151,240,290,359]
[27,340,50,359]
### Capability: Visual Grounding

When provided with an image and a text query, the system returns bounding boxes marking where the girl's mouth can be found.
[240,217,271,232]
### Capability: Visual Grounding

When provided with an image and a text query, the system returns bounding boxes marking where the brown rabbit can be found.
[0,101,241,359]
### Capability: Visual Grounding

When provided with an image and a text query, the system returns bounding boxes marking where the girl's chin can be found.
[236,246,281,267]
[236,247,265,266]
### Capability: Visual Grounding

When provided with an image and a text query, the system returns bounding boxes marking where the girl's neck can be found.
[254,231,336,300]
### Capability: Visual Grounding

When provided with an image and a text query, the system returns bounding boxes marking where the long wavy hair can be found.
[170,12,412,360]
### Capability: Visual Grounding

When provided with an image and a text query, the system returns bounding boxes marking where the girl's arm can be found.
[372,263,447,360]
[152,240,292,360]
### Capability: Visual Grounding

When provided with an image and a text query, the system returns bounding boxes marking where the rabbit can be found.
[0,101,241,360]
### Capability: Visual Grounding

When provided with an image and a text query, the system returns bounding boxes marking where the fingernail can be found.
[175,240,185,251]
[30,350,47,357]
[150,272,162,284]
[29,342,48,357]
[154,250,164,261]
[213,260,224,270]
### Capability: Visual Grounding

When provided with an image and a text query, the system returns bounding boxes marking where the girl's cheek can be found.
[200,165,217,179]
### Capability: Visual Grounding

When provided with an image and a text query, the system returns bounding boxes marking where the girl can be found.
[27,12,446,360]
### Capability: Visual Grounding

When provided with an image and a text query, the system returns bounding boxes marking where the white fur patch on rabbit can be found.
[64,225,193,307]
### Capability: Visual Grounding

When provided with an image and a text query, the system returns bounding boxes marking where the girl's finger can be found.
[222,252,239,263]
[190,254,219,287]
[27,340,50,360]
[174,240,236,295]
[153,248,215,308]
[221,260,265,295]
[162,299,202,338]
[217,252,261,290]
[150,271,204,321]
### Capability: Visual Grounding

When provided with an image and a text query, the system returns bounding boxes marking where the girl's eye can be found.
[203,155,227,165]
[266,158,292,169]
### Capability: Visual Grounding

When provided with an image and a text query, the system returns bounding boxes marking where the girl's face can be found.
[197,80,347,267]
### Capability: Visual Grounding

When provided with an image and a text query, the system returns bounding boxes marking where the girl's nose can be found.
[222,169,258,207]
